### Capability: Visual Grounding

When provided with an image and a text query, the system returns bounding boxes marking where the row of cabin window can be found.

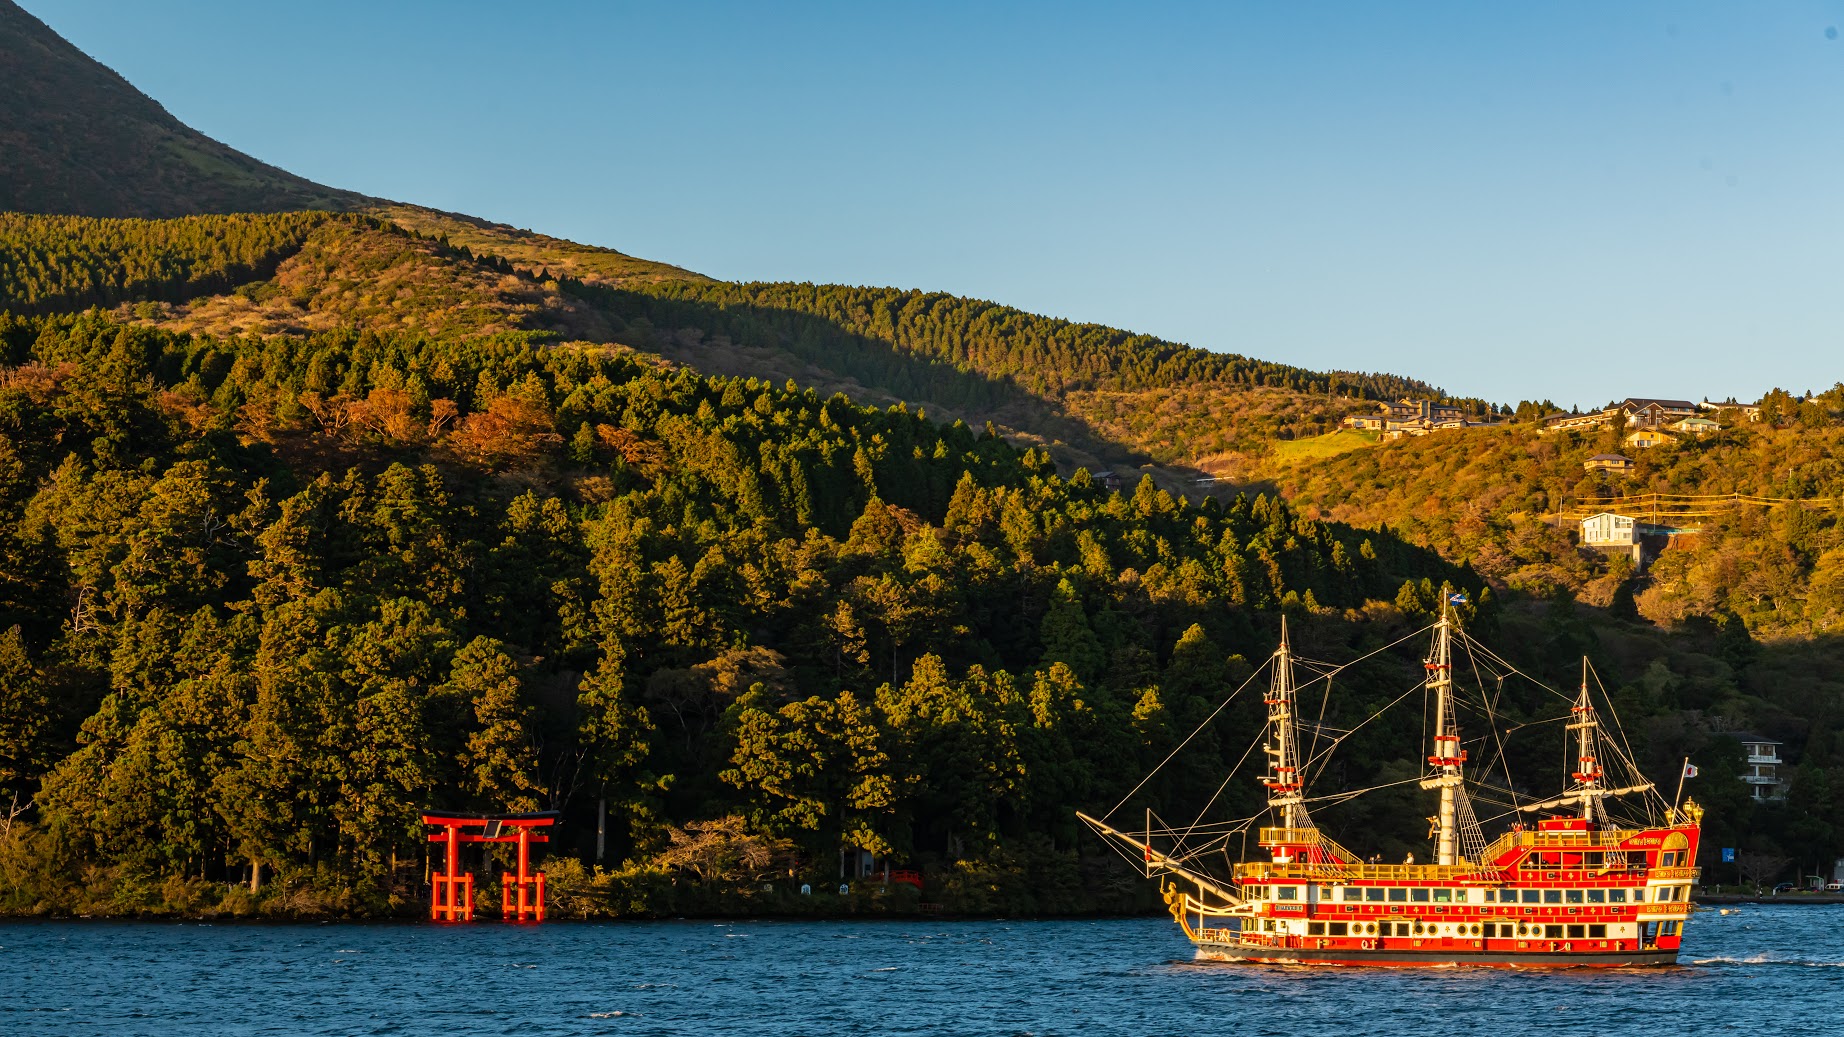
[1484,923,1612,940]
[1245,885,1684,904]
[1300,921,1620,940]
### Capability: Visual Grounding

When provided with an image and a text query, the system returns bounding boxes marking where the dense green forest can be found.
[0,304,1832,917]
[0,306,1490,915]
[0,212,331,314]
[606,280,1433,402]
[584,280,1505,461]
[0,211,1836,919]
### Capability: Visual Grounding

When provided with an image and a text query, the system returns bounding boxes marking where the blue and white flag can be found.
[1447,592,1469,605]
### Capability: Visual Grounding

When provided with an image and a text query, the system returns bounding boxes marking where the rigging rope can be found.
[1103,655,1269,819]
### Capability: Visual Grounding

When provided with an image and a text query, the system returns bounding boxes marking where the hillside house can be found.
[1579,512,1693,568]
[1580,512,1638,547]
[1727,734,1787,802]
[1701,398,1763,422]
[1625,428,1673,450]
[1619,398,1699,428]
[1671,416,1721,436]
[1540,397,1706,437]
[1583,453,1635,475]
[1540,409,1618,435]
[1341,398,1480,438]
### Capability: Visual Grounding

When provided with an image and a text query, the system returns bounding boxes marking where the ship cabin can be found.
[1214,816,1699,958]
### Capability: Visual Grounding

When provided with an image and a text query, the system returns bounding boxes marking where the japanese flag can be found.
[1683,762,1699,778]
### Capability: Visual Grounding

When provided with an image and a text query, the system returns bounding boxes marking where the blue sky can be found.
[29,1,1844,407]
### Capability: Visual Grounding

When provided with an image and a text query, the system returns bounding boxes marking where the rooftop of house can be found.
[1620,397,1700,410]
[1723,731,1783,746]
[1586,453,1633,462]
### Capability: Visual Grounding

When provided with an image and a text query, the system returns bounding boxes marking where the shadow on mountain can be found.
[573,282,1157,470]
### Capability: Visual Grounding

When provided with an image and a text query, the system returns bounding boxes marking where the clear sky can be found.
[27,1,1844,407]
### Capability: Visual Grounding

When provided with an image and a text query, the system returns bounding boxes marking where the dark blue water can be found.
[3,906,1838,1035]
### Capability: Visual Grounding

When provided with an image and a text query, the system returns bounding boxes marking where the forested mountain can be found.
[0,209,1462,475]
[0,0,1471,472]
[0,307,1504,916]
[0,2,365,218]
[0,8,1834,917]
[0,212,332,314]
[0,300,1825,918]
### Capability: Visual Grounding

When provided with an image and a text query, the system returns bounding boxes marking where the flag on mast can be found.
[1682,762,1699,778]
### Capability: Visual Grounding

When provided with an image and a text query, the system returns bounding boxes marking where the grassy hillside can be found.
[0,1,365,217]
[377,206,709,287]
[1267,407,1844,640]
[0,210,1455,477]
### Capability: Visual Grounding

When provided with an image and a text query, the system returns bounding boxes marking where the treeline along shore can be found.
[0,212,1838,920]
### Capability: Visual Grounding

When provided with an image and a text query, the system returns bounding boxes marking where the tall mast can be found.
[1260,617,1312,831]
[1424,605,1465,865]
[1568,657,1605,824]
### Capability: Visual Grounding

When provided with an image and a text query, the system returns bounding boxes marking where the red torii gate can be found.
[423,811,560,922]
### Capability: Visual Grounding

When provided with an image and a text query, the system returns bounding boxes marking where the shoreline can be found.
[1698,894,1844,905]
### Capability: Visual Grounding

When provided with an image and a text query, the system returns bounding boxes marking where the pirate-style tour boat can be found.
[1080,606,1702,967]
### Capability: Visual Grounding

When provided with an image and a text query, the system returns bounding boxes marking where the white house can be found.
[1580,512,1638,547]
[1731,734,1787,802]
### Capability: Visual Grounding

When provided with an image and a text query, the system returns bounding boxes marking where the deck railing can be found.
[1234,860,1492,883]
[1257,827,1361,866]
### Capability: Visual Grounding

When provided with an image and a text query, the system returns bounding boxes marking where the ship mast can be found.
[1260,618,1313,831]
[1568,658,1606,824]
[1515,663,1654,817]
[1423,605,1465,865]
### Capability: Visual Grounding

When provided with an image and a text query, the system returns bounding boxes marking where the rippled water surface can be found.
[4,906,1840,1035]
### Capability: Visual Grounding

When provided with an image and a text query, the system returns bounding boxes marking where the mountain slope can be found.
[0,0,365,217]
[0,1,1462,478]
[379,206,709,288]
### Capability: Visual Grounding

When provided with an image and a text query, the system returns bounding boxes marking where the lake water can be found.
[3,906,1839,1035]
